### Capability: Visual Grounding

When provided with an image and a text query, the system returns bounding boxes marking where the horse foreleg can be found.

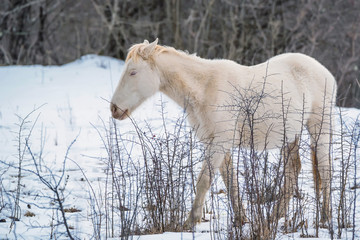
[219,152,247,225]
[184,162,212,228]
[184,150,223,228]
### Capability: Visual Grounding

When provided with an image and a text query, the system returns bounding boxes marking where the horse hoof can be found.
[183,217,201,230]
[233,215,248,226]
[319,222,330,229]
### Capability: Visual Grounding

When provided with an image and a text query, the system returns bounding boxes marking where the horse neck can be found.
[156,53,213,110]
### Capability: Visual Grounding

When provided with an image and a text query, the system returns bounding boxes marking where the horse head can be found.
[110,39,160,120]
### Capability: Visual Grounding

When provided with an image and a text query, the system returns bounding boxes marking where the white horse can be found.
[110,39,336,228]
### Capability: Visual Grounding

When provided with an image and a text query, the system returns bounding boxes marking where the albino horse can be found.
[110,39,336,228]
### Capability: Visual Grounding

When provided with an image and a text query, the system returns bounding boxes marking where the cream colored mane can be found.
[126,42,191,63]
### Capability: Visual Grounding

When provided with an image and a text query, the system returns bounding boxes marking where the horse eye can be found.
[130,71,137,76]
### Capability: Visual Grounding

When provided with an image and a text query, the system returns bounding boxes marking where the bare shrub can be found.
[2,98,360,239]
[0,107,78,239]
[84,118,143,239]
[136,118,199,233]
[85,101,202,237]
[332,110,360,238]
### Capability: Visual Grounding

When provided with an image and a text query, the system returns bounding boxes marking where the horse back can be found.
[211,53,336,148]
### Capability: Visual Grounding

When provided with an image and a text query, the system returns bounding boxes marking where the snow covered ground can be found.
[0,55,359,239]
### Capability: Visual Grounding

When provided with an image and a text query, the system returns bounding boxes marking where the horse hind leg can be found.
[272,138,301,223]
[311,136,332,224]
[308,115,332,225]
[219,152,247,225]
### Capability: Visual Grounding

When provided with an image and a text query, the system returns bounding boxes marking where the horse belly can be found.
[229,109,304,150]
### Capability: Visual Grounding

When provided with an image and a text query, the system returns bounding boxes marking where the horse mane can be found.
[126,42,192,63]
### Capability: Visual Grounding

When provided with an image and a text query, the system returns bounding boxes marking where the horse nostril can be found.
[110,103,117,115]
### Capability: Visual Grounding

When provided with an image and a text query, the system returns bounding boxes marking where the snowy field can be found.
[0,55,359,239]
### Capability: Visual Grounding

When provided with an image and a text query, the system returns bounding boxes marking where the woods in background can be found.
[0,0,359,107]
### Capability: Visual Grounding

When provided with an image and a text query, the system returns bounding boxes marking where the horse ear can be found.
[150,38,159,46]
[140,38,158,60]
[143,39,149,44]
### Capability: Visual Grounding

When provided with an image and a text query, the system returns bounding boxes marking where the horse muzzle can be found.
[110,103,129,120]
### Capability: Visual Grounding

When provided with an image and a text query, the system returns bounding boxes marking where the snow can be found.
[0,55,359,239]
